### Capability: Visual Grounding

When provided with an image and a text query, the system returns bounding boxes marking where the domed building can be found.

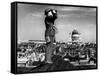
[71,29,81,44]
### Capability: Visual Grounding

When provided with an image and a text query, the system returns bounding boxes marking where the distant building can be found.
[28,40,46,44]
[68,29,81,45]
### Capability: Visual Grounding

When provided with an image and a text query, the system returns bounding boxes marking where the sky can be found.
[18,3,97,43]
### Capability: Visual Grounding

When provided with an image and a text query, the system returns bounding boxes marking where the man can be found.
[44,8,58,63]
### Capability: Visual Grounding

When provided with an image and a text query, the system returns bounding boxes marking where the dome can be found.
[72,29,79,35]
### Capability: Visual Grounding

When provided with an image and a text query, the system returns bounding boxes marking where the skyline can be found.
[18,3,97,43]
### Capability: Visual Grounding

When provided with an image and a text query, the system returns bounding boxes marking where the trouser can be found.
[45,43,53,62]
[45,35,56,62]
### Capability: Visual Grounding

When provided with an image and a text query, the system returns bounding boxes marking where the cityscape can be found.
[17,29,97,73]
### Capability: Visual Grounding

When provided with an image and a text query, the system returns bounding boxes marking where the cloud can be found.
[31,13,42,17]
[57,7,96,18]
